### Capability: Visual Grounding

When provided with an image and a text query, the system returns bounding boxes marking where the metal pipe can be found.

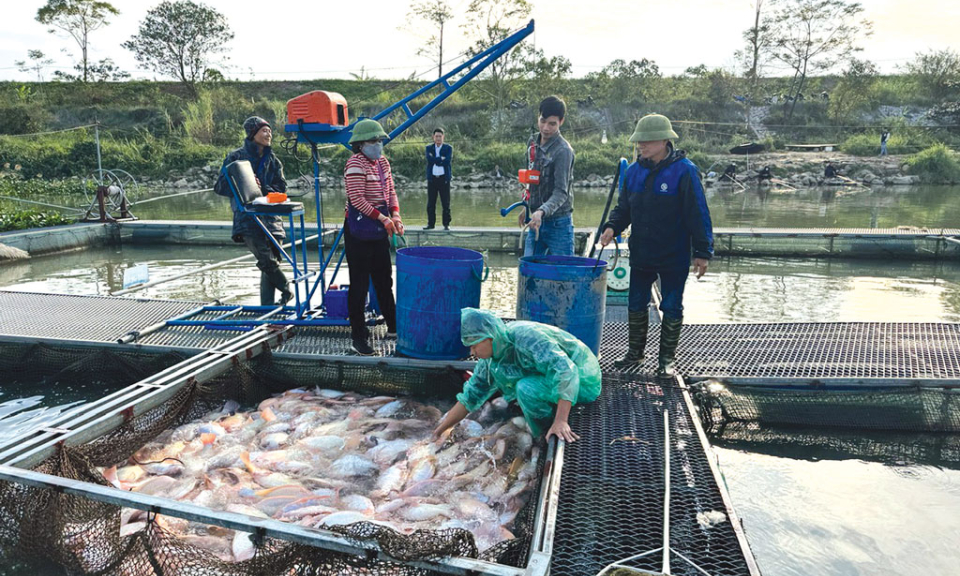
[131,188,212,205]
[662,409,670,575]
[0,465,524,576]
[94,122,103,182]
[110,234,320,296]
[0,327,290,467]
[676,374,763,575]
[0,196,86,212]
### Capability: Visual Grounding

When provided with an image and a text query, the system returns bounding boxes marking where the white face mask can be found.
[362,142,384,160]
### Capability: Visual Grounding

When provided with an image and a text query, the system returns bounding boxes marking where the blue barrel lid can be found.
[397,246,483,262]
[519,255,607,281]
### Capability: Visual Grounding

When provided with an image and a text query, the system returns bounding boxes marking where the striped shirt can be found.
[344,154,399,219]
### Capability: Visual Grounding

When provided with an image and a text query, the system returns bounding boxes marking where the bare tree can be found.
[36,0,119,83]
[15,50,55,82]
[768,0,872,118]
[734,0,773,95]
[406,0,454,79]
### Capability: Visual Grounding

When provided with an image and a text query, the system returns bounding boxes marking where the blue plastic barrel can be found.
[517,255,607,355]
[396,247,485,359]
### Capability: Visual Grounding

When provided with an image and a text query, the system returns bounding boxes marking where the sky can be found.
[2,0,959,82]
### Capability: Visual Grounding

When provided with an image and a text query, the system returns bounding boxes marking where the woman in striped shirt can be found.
[343,119,404,356]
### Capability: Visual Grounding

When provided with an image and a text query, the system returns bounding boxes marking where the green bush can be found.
[0,105,52,135]
[905,144,960,183]
[0,209,73,232]
[0,170,90,196]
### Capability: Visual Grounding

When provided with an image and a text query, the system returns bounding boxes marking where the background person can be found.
[521,96,575,256]
[424,128,453,230]
[214,116,292,306]
[433,308,601,443]
[599,114,714,377]
[343,119,404,356]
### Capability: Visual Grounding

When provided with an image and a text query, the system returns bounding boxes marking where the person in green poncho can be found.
[432,308,602,443]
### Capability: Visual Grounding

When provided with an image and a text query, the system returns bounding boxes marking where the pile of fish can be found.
[102,388,539,562]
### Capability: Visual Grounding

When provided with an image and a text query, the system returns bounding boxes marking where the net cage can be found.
[712,231,960,260]
[690,381,960,434]
[0,342,549,576]
[708,421,960,470]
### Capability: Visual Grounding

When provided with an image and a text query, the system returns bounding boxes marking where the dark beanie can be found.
[244,116,270,140]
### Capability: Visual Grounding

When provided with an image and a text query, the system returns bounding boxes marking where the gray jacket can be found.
[526,133,574,219]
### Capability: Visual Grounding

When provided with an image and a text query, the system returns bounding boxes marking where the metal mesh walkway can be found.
[5,293,960,385]
[551,372,757,575]
[0,291,202,344]
[600,322,960,384]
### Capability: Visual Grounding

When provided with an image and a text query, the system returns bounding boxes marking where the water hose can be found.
[499,201,538,251]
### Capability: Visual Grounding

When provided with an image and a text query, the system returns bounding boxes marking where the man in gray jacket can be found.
[522,96,575,256]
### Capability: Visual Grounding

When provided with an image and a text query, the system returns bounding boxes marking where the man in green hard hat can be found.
[599,114,714,377]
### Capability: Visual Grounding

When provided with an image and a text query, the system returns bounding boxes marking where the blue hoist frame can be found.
[167,21,535,331]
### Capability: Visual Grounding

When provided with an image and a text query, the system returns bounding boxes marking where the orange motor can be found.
[266,192,288,203]
[518,169,541,184]
[286,91,349,126]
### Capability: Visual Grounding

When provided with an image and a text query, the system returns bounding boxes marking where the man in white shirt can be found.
[425,128,453,230]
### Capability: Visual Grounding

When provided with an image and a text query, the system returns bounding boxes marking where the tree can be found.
[768,0,872,118]
[829,58,878,121]
[461,0,533,131]
[15,50,55,82]
[36,0,119,83]
[734,0,774,95]
[406,0,454,79]
[53,58,128,82]
[586,58,661,104]
[123,1,234,97]
[904,49,960,100]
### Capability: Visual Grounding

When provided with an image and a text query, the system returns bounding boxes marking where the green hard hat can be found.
[629,114,679,142]
[348,119,389,144]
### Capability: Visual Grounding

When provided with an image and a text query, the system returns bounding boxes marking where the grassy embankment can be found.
[0,73,957,199]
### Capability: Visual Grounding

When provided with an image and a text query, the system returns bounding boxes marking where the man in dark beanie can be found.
[214,116,292,306]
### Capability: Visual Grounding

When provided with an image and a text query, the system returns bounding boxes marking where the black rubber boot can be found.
[614,311,649,369]
[657,316,683,378]
[265,267,293,306]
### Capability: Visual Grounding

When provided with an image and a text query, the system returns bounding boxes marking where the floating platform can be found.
[3,292,960,389]
[0,291,766,575]
[5,222,960,261]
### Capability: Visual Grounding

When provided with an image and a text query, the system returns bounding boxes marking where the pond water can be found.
[6,183,960,230]
[2,186,960,575]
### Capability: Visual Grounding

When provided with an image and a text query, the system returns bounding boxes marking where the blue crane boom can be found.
[178,20,536,331]
[286,20,534,147]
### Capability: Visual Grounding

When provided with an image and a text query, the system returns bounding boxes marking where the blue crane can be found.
[169,21,535,331]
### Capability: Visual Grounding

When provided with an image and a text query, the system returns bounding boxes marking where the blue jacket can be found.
[426,143,452,183]
[214,140,287,239]
[604,148,713,270]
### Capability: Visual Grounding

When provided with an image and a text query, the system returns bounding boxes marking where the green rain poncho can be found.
[457,308,602,435]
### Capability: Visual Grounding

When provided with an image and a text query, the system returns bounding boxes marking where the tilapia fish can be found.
[103,387,539,561]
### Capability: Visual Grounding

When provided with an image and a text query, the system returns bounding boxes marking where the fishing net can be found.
[0,342,545,576]
[691,381,960,434]
[708,421,960,469]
